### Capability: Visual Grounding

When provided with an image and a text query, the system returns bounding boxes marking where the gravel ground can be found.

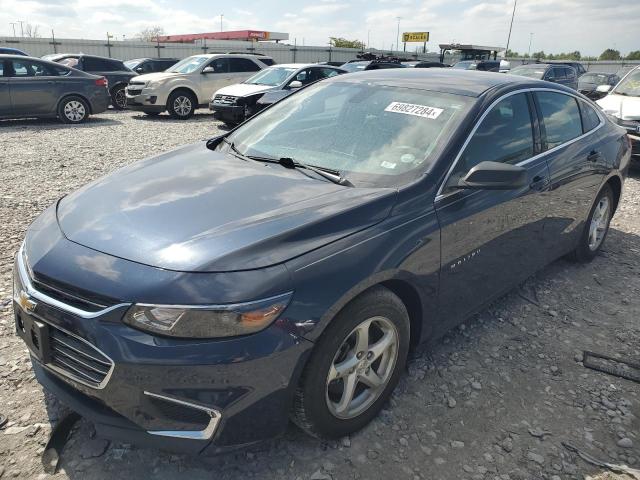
[1,110,639,480]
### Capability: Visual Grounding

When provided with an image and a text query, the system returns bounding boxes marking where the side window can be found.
[229,58,261,72]
[565,67,576,79]
[294,69,313,85]
[210,58,229,73]
[260,58,275,66]
[579,100,601,133]
[0,62,4,76]
[57,57,79,69]
[11,60,56,77]
[320,68,341,78]
[536,92,583,148]
[83,57,110,71]
[447,93,534,186]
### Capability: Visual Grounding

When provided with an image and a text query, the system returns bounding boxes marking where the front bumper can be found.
[125,87,165,113]
[13,240,313,455]
[209,102,245,123]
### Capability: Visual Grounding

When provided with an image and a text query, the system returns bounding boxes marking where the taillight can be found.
[95,77,108,87]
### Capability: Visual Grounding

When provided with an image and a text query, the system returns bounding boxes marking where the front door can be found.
[198,57,233,104]
[0,60,10,117]
[8,59,60,116]
[434,92,551,330]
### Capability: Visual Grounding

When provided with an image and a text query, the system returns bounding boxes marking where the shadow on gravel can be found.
[130,112,219,124]
[36,226,640,479]
[0,116,122,130]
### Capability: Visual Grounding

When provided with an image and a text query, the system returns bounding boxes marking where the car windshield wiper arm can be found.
[247,155,353,187]
[220,137,251,161]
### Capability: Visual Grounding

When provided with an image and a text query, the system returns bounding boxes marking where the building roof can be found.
[439,44,505,52]
[157,30,289,43]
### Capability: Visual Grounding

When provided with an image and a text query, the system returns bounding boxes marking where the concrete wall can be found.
[0,36,444,64]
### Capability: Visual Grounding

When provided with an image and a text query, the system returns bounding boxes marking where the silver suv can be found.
[125,54,272,119]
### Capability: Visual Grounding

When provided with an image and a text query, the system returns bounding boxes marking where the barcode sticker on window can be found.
[385,102,444,119]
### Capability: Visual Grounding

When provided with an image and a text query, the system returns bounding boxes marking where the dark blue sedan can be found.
[13,69,630,454]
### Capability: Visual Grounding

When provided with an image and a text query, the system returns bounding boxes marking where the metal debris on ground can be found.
[582,351,640,383]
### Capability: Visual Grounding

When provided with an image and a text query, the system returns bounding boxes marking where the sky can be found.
[0,0,638,57]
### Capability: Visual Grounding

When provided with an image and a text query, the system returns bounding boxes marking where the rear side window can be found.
[229,58,261,72]
[449,93,534,184]
[84,57,123,71]
[57,57,79,68]
[536,92,583,148]
[564,67,576,79]
[10,59,57,77]
[260,58,275,66]
[579,101,601,133]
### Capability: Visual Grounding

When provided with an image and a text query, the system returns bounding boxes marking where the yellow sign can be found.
[402,32,429,43]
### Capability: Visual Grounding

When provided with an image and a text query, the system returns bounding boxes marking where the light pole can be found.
[395,17,401,54]
[367,29,370,50]
[9,22,16,37]
[527,32,534,59]
[220,14,223,32]
[505,0,517,57]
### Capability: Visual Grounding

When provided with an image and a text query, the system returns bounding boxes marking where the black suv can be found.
[43,53,137,109]
[124,58,180,75]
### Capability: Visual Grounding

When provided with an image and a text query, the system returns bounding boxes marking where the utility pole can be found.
[220,14,223,32]
[505,0,517,57]
[18,20,25,37]
[367,29,370,50]
[395,17,401,54]
[527,32,534,60]
[106,32,113,58]
[9,22,16,37]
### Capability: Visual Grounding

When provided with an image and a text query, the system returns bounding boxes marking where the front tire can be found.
[292,286,410,439]
[111,85,127,110]
[58,96,89,124]
[570,184,614,262]
[167,91,196,119]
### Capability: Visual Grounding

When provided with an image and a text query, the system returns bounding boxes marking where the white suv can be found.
[125,54,272,119]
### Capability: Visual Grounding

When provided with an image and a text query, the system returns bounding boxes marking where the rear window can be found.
[579,100,601,133]
[229,58,261,73]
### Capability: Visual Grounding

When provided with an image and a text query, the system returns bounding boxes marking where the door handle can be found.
[529,175,548,191]
[587,150,601,162]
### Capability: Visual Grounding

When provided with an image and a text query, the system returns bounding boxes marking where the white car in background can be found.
[597,66,640,167]
[125,54,273,119]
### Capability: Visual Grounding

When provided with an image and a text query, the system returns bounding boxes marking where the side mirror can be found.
[202,66,216,74]
[135,66,144,73]
[596,84,612,93]
[458,161,528,190]
[288,80,303,89]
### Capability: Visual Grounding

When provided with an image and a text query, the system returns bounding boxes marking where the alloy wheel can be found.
[588,196,610,251]
[326,316,399,419]
[113,88,127,109]
[173,96,192,117]
[63,100,86,122]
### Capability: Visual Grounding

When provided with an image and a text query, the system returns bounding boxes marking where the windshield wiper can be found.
[248,155,353,187]
[220,137,251,161]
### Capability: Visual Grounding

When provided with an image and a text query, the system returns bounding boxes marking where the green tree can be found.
[505,49,519,57]
[626,50,640,60]
[532,50,546,60]
[599,48,621,60]
[329,37,364,49]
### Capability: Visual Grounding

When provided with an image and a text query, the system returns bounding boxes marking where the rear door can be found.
[0,60,10,117]
[228,57,262,83]
[534,90,608,260]
[8,58,61,116]
[435,92,550,330]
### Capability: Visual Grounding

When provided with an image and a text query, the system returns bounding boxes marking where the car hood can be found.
[597,93,640,120]
[215,83,276,97]
[131,72,183,84]
[56,142,396,272]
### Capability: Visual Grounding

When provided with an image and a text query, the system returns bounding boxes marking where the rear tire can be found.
[58,96,89,124]
[292,286,410,439]
[167,91,196,119]
[111,85,127,110]
[570,184,614,262]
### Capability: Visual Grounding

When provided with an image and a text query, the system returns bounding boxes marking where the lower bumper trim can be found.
[143,391,221,440]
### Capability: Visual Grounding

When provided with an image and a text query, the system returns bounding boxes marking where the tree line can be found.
[505,48,640,61]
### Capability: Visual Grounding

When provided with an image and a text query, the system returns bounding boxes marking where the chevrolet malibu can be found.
[14,69,630,455]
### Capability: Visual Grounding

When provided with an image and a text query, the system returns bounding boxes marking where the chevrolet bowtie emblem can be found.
[18,290,37,313]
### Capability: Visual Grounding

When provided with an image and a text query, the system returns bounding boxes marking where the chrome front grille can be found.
[49,325,113,388]
[214,95,237,105]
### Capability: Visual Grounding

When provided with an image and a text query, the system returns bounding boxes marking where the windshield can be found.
[166,56,208,74]
[579,73,609,85]
[613,69,640,97]
[124,59,142,69]
[510,66,545,79]
[244,67,298,86]
[224,81,473,188]
[341,62,369,72]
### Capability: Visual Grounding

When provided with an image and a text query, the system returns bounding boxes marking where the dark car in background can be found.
[578,72,620,100]
[124,58,180,75]
[0,47,28,56]
[43,53,137,109]
[549,61,586,77]
[14,69,629,455]
[341,60,405,72]
[415,61,449,68]
[509,63,578,90]
[210,63,346,125]
[452,60,501,72]
[0,55,109,123]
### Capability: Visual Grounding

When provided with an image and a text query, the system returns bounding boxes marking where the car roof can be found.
[326,68,559,97]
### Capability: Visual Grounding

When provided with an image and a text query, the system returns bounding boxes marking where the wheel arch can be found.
[57,93,93,115]
[109,81,128,93]
[168,86,198,104]
[604,174,623,214]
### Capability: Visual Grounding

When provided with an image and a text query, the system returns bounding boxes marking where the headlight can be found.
[123,292,292,338]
